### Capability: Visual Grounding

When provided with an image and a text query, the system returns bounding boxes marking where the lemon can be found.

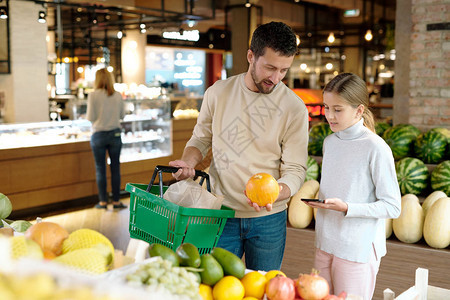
[54,248,108,274]
[10,236,44,260]
[243,297,259,300]
[213,276,245,300]
[264,270,286,281]
[199,283,213,300]
[62,228,114,264]
[240,271,268,299]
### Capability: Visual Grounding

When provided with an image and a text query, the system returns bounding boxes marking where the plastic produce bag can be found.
[163,178,223,210]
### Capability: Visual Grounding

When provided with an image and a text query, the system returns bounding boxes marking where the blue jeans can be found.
[216,210,287,272]
[90,128,122,203]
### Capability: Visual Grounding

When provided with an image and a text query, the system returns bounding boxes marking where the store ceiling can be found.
[22,0,395,65]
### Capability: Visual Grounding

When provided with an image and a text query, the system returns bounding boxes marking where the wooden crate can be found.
[384,268,450,300]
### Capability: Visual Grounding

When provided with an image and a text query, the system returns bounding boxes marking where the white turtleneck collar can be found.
[335,118,367,140]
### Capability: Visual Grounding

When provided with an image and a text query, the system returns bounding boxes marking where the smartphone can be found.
[301,198,325,203]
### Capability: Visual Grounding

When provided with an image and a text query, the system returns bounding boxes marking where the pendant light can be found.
[327,32,335,43]
[365,29,373,41]
[38,10,46,23]
[0,7,7,19]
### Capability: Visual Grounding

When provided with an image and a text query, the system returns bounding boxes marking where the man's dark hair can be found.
[250,22,298,58]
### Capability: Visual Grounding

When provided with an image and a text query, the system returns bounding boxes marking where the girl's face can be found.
[323,92,363,132]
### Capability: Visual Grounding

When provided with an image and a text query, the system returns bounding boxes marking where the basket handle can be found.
[146,165,211,196]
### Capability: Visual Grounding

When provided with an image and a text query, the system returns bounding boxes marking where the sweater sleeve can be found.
[346,143,401,219]
[185,89,213,158]
[86,93,96,123]
[277,104,309,196]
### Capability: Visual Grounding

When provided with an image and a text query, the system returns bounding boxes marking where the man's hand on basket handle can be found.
[169,146,203,181]
[168,160,195,180]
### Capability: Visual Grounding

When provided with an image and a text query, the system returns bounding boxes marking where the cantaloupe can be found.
[392,194,424,243]
[422,190,447,216]
[386,219,393,239]
[423,197,450,249]
[288,180,319,228]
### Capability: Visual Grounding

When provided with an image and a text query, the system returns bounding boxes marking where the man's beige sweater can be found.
[186,73,309,218]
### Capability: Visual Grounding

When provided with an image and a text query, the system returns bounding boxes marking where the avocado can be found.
[210,247,246,279]
[148,243,179,267]
[199,254,224,286]
[176,243,201,268]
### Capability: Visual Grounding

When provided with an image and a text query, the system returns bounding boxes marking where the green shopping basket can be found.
[126,165,235,254]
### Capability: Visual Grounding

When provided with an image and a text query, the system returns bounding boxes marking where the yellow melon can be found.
[423,197,450,249]
[288,180,319,228]
[393,194,424,243]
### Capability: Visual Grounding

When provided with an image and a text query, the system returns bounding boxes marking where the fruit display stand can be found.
[282,226,450,300]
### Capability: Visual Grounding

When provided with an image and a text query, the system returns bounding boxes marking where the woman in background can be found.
[87,68,127,209]
[304,73,401,299]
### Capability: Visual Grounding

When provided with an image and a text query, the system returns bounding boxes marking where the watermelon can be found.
[414,130,448,164]
[383,124,421,160]
[375,122,392,137]
[308,123,332,156]
[430,127,450,159]
[305,156,320,181]
[396,157,429,195]
[431,160,450,196]
[430,127,450,144]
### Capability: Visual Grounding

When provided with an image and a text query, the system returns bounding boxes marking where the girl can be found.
[305,73,401,299]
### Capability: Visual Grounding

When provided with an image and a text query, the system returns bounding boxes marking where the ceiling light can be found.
[187,20,196,28]
[245,0,251,8]
[140,28,147,34]
[327,33,335,43]
[296,34,301,46]
[325,63,333,70]
[117,30,123,39]
[365,29,373,41]
[140,23,146,29]
[0,8,7,19]
[38,10,46,23]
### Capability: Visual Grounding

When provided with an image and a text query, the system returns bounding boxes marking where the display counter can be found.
[0,108,197,214]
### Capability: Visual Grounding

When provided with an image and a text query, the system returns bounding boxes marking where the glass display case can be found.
[0,96,172,163]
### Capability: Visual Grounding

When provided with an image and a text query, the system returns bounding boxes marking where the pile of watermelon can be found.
[377,123,449,163]
[305,156,320,181]
[307,122,332,156]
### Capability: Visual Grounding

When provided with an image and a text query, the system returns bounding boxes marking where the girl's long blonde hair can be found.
[94,68,115,96]
[323,72,375,132]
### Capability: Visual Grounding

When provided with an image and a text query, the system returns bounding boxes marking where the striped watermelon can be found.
[414,130,448,164]
[375,122,392,137]
[431,160,450,196]
[383,124,421,160]
[305,156,320,181]
[308,123,332,156]
[430,127,450,159]
[396,157,429,195]
[430,127,450,143]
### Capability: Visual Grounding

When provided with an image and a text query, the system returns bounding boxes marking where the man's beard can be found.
[250,67,275,94]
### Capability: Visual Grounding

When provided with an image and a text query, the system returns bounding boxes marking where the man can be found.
[169,21,308,271]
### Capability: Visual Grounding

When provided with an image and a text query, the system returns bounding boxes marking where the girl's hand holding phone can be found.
[302,197,348,213]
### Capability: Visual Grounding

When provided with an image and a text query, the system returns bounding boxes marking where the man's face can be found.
[248,48,294,94]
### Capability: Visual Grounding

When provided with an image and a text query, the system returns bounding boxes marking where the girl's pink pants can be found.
[314,247,380,300]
